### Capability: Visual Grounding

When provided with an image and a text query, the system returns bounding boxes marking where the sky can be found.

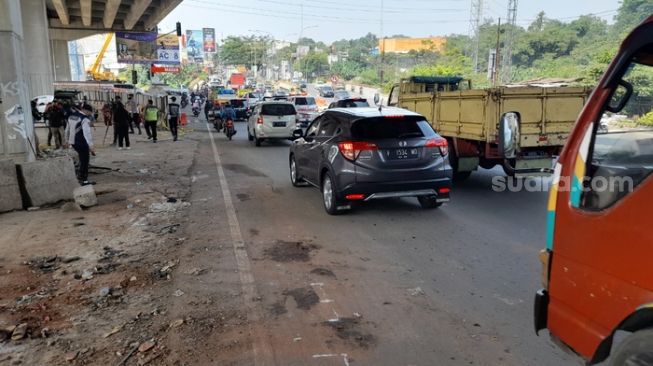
[159,0,621,43]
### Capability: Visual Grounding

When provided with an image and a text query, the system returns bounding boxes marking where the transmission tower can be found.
[468,0,483,72]
[502,0,518,83]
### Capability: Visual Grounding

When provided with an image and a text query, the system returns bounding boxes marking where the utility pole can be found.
[502,0,518,83]
[379,0,385,85]
[468,0,483,72]
[493,18,502,87]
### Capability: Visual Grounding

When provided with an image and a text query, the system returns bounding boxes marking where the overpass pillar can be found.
[21,0,54,97]
[52,40,71,81]
[0,0,36,161]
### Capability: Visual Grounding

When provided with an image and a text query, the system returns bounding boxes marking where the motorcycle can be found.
[181,99,188,108]
[192,106,200,117]
[224,119,236,140]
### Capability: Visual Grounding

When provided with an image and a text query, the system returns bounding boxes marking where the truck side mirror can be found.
[499,112,520,159]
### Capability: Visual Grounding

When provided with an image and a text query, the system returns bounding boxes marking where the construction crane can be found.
[86,33,116,81]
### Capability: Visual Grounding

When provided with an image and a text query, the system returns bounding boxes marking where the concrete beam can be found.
[51,0,70,25]
[103,0,122,28]
[80,0,92,26]
[124,0,152,30]
[143,0,183,30]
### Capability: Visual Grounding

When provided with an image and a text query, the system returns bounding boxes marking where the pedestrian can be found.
[168,96,181,141]
[64,104,96,186]
[44,101,55,146]
[204,99,213,121]
[125,94,141,134]
[112,96,131,150]
[143,99,159,143]
[48,100,65,149]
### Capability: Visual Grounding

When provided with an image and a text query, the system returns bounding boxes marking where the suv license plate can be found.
[273,121,286,127]
[387,148,419,160]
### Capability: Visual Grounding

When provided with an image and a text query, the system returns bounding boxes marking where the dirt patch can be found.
[269,301,288,316]
[310,268,335,278]
[283,287,319,310]
[323,317,376,348]
[223,164,267,177]
[249,229,260,236]
[236,193,251,201]
[264,241,317,262]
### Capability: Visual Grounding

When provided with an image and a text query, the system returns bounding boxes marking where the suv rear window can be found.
[261,104,296,116]
[351,117,436,140]
[294,97,316,106]
[338,100,369,108]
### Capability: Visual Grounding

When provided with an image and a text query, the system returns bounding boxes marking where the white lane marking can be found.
[312,353,350,366]
[206,124,274,365]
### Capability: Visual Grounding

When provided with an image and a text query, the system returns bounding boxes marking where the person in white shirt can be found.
[64,104,96,185]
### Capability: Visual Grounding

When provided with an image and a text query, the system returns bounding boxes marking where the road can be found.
[179,89,576,366]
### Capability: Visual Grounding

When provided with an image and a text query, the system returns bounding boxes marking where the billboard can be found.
[156,33,180,64]
[186,30,204,62]
[116,31,157,64]
[203,28,216,53]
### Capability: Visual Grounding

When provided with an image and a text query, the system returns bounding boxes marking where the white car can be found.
[288,96,318,128]
[247,101,298,147]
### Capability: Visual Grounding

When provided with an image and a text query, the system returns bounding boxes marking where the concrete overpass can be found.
[0,0,183,160]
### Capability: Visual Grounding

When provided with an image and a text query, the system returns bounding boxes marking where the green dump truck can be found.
[388,76,591,179]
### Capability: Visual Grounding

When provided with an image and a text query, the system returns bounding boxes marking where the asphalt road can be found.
[183,95,576,365]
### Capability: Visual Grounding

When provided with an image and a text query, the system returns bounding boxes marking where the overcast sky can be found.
[159,0,621,43]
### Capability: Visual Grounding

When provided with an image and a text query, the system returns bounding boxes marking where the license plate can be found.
[386,148,419,160]
[273,121,286,127]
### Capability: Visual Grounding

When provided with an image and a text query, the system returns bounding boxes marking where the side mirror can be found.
[606,80,633,113]
[373,93,380,105]
[499,112,520,159]
[292,129,304,139]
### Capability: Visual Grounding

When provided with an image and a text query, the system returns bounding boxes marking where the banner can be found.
[116,31,158,64]
[203,28,216,53]
[156,33,180,64]
[151,65,181,74]
[186,30,204,62]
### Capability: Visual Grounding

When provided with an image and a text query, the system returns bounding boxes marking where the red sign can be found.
[151,65,181,74]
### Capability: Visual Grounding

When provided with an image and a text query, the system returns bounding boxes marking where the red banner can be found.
[151,65,181,74]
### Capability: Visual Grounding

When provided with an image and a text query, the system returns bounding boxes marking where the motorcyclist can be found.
[192,99,200,116]
[204,99,213,121]
[223,104,237,138]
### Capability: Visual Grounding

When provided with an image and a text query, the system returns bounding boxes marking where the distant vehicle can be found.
[299,83,307,92]
[334,83,346,91]
[247,101,298,146]
[289,107,452,215]
[229,98,248,120]
[318,85,334,98]
[328,98,369,109]
[228,73,246,90]
[333,90,350,100]
[289,96,318,127]
[263,96,289,102]
[275,88,290,97]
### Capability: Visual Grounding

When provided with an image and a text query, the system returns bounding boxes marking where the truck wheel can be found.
[418,195,442,209]
[609,328,653,366]
[502,159,517,177]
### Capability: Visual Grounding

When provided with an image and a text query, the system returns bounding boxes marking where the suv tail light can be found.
[257,116,263,125]
[338,141,378,161]
[425,137,448,156]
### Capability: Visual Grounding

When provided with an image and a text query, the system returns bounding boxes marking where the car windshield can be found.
[230,100,245,108]
[351,117,436,139]
[261,104,296,116]
[294,97,316,106]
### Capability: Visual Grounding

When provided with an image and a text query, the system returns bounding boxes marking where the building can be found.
[379,37,446,54]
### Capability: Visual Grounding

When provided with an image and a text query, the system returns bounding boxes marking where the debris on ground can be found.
[323,317,376,348]
[138,340,156,353]
[264,240,318,262]
[283,287,320,310]
[408,287,426,296]
[11,323,28,341]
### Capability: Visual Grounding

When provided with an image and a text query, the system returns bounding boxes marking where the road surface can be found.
[180,96,576,365]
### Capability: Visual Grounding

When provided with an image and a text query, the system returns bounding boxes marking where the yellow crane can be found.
[86,33,115,81]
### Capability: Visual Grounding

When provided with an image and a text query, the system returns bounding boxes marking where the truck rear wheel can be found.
[609,328,653,366]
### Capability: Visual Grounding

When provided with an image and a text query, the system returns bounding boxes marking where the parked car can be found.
[334,90,350,100]
[328,98,369,109]
[289,107,452,215]
[318,85,335,98]
[247,101,298,146]
[289,96,318,127]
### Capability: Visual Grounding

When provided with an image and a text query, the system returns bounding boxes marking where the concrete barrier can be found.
[17,157,79,207]
[0,159,23,212]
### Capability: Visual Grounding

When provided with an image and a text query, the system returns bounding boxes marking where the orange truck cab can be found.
[533,16,653,365]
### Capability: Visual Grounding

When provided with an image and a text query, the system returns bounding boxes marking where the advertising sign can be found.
[116,31,157,64]
[156,33,180,64]
[186,30,204,62]
[203,28,216,53]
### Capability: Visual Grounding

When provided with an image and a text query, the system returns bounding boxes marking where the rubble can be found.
[73,185,98,208]
[11,323,28,341]
[60,202,83,212]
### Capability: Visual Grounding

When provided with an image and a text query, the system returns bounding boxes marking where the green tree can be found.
[220,36,270,68]
[295,52,329,79]
[613,0,653,36]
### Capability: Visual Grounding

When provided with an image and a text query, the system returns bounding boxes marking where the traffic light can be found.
[131,70,137,84]
[176,22,182,37]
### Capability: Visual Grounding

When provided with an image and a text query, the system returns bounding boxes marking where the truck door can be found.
[542,21,653,363]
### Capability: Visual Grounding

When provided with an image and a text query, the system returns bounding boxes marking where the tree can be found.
[295,52,329,79]
[220,36,270,68]
[613,0,653,36]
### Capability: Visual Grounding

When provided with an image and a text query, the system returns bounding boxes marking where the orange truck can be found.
[534,16,653,364]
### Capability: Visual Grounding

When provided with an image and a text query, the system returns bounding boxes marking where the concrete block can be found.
[18,157,79,207]
[0,159,23,212]
[73,185,97,208]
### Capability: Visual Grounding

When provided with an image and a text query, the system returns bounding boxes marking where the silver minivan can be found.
[247,102,298,147]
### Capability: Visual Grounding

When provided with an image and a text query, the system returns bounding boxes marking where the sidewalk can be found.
[0,124,199,364]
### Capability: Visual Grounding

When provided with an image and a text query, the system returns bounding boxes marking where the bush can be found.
[638,110,653,126]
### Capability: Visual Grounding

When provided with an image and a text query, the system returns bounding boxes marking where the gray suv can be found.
[289,107,452,215]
